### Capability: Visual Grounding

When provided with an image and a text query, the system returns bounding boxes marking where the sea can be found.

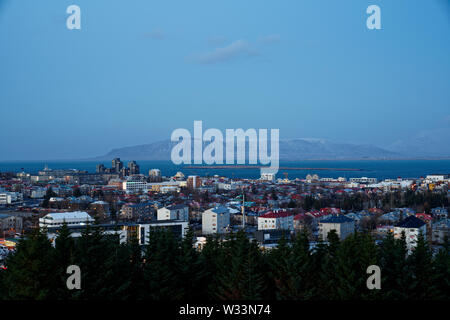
[1,160,450,181]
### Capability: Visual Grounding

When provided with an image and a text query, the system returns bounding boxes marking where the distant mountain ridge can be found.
[92,138,402,161]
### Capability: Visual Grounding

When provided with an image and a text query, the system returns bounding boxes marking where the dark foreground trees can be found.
[0,227,448,300]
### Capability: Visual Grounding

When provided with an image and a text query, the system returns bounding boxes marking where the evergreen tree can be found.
[176,228,207,300]
[407,232,435,299]
[72,225,111,299]
[2,229,58,299]
[215,232,267,300]
[143,228,181,300]
[54,223,76,299]
[378,231,410,300]
[432,236,450,300]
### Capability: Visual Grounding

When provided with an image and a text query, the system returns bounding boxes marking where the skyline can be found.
[1,0,450,160]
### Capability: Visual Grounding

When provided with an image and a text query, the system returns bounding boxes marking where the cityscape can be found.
[0,158,449,302]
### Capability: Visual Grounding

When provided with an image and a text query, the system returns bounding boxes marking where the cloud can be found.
[143,28,165,40]
[190,40,259,64]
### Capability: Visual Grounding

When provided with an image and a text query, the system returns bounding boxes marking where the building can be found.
[149,169,162,182]
[96,164,106,173]
[128,161,140,175]
[123,180,148,194]
[394,216,427,253]
[157,204,189,221]
[39,211,94,228]
[349,177,378,184]
[431,219,450,244]
[120,202,154,220]
[258,211,294,231]
[0,192,23,205]
[45,220,189,246]
[187,175,202,189]
[202,206,230,235]
[431,207,448,220]
[319,215,355,241]
[147,181,181,192]
[0,213,23,235]
[254,229,292,246]
[426,174,448,182]
[112,158,123,173]
[260,172,276,182]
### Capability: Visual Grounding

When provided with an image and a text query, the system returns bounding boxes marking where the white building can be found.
[31,188,46,199]
[349,177,378,184]
[157,204,189,221]
[123,180,148,194]
[260,172,276,182]
[394,215,427,253]
[45,220,189,246]
[258,211,294,231]
[0,192,23,205]
[202,206,231,235]
[39,211,94,228]
[426,174,448,182]
[319,215,355,240]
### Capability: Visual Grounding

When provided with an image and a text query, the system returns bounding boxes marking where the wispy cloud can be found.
[143,28,165,40]
[189,40,259,64]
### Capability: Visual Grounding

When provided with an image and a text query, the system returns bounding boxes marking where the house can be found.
[394,216,427,253]
[157,204,189,221]
[0,213,23,235]
[431,219,450,244]
[202,206,230,235]
[319,215,355,241]
[257,211,294,231]
[120,202,154,220]
[431,207,448,220]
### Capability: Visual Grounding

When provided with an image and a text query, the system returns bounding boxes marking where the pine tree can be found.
[378,231,410,300]
[432,236,450,300]
[176,228,207,300]
[72,225,111,299]
[143,228,181,300]
[54,223,76,299]
[2,229,58,299]
[215,231,267,300]
[407,232,435,299]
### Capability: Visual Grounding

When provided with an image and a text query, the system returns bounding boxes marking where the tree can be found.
[143,228,181,300]
[378,232,410,300]
[2,229,58,299]
[432,236,450,299]
[215,232,268,300]
[42,187,57,208]
[407,232,435,299]
[176,229,207,299]
[54,223,76,299]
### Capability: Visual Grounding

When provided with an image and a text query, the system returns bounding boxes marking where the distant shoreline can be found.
[184,165,363,171]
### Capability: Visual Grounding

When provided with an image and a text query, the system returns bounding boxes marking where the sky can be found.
[0,0,449,160]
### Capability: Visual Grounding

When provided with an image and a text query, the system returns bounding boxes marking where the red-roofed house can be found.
[258,211,294,231]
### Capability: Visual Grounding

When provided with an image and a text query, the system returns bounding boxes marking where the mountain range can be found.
[91,138,402,161]
[90,127,450,161]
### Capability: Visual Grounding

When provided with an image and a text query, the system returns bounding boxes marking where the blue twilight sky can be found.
[0,0,449,160]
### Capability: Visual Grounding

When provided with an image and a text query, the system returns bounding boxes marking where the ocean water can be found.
[1,160,450,181]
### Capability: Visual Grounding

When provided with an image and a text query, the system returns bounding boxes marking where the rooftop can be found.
[395,215,426,229]
[320,215,354,224]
